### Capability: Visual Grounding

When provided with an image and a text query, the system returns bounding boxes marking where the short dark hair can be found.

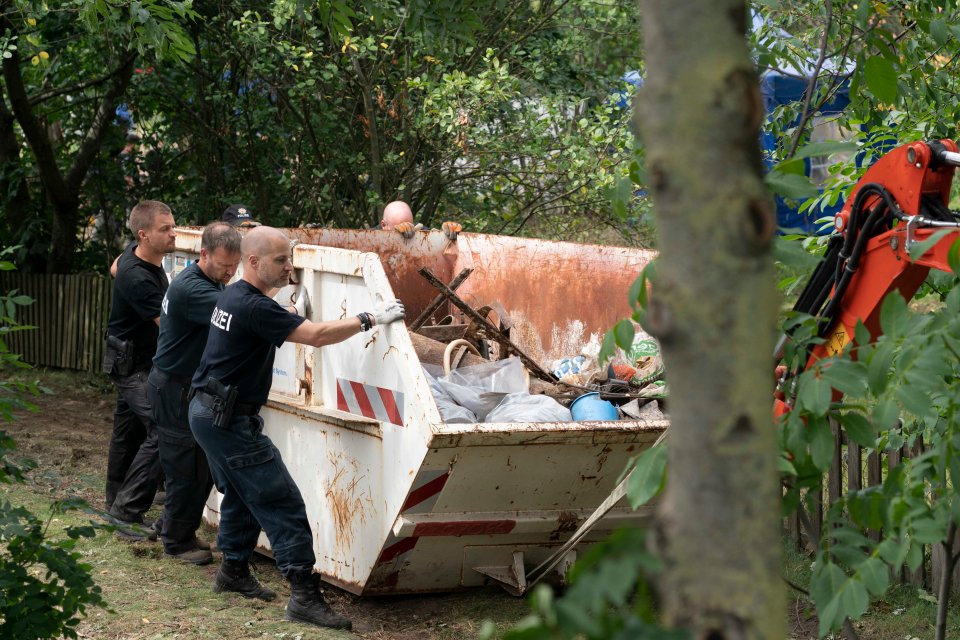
[201,221,241,254]
[128,200,172,236]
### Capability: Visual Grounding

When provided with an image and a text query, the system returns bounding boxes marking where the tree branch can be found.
[786,0,832,160]
[65,51,137,192]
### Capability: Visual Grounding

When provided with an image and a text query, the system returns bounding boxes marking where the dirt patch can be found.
[4,369,527,639]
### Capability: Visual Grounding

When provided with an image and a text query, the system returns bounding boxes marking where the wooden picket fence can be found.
[786,421,960,591]
[0,272,111,373]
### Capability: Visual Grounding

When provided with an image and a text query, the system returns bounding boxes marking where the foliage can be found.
[485,528,685,640]
[0,1,199,272]
[119,0,647,240]
[776,277,960,637]
[752,2,960,636]
[534,1,960,637]
[0,0,652,273]
[0,252,106,639]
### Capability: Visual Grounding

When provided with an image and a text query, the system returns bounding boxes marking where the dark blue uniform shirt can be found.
[192,280,305,405]
[107,241,169,369]
[153,262,223,378]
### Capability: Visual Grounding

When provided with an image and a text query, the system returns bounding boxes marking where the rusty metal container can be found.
[168,228,665,595]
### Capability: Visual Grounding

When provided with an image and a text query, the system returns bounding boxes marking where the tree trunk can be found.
[636,2,784,638]
[0,90,31,234]
[934,522,957,640]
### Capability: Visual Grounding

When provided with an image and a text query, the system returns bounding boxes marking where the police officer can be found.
[188,226,404,630]
[147,221,241,565]
[104,200,175,528]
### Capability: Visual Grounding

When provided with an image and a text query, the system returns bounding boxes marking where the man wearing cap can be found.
[104,200,176,529]
[222,203,260,227]
[188,226,404,630]
[147,221,242,565]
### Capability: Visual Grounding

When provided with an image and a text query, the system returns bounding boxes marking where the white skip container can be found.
[167,227,666,595]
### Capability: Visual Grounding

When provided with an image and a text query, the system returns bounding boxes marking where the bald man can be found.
[188,226,404,630]
[380,200,414,230]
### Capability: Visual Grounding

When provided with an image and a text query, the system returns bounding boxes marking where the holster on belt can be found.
[204,377,238,429]
[103,334,134,377]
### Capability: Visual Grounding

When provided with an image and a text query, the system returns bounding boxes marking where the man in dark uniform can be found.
[147,221,242,565]
[189,226,404,630]
[104,200,176,528]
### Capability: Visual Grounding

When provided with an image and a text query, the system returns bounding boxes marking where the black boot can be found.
[213,559,276,601]
[285,571,352,630]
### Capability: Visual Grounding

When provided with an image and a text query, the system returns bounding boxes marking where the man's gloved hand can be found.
[293,287,310,316]
[393,221,422,239]
[441,220,462,242]
[372,299,405,325]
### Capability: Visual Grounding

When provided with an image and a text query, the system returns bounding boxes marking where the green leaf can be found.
[857,557,889,596]
[906,541,924,571]
[908,228,953,262]
[877,537,908,567]
[819,360,867,398]
[930,18,949,46]
[947,238,960,275]
[809,417,835,471]
[863,56,899,105]
[798,374,831,416]
[911,516,947,544]
[811,561,869,636]
[614,319,635,351]
[792,141,859,161]
[879,293,909,339]
[598,329,617,367]
[626,443,667,509]
[835,412,876,448]
[867,342,894,394]
[627,272,645,311]
[765,170,819,199]
[872,398,899,431]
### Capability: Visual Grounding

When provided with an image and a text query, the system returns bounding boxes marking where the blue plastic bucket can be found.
[569,392,619,421]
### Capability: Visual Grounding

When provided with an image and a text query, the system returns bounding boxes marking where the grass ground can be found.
[6,368,960,639]
[783,539,960,640]
[1,369,528,639]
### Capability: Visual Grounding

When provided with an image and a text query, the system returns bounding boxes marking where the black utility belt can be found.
[151,368,193,385]
[194,390,261,416]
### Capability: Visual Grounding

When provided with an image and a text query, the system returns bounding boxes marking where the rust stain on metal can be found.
[300,361,313,404]
[596,445,612,472]
[382,345,399,360]
[286,228,457,323]
[364,335,377,348]
[325,453,367,552]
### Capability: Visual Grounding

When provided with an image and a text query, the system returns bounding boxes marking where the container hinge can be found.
[473,550,526,597]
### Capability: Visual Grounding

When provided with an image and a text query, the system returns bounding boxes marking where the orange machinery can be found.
[775,139,960,415]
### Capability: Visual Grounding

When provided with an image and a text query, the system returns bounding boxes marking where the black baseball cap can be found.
[221,204,259,227]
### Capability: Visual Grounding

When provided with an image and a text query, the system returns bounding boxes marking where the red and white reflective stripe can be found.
[336,378,404,426]
[400,470,449,514]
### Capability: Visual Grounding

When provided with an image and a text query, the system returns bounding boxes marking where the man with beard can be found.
[147,220,241,564]
[189,226,404,630]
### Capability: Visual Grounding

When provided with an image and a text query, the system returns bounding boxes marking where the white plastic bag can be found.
[486,393,573,423]
[445,357,528,393]
[423,367,478,424]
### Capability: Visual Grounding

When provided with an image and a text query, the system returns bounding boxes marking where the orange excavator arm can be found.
[775,139,960,416]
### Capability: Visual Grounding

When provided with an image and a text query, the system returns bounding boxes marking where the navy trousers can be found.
[188,396,315,577]
[147,368,214,553]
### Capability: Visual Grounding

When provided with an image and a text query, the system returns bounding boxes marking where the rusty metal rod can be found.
[418,267,557,382]
[409,267,474,331]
